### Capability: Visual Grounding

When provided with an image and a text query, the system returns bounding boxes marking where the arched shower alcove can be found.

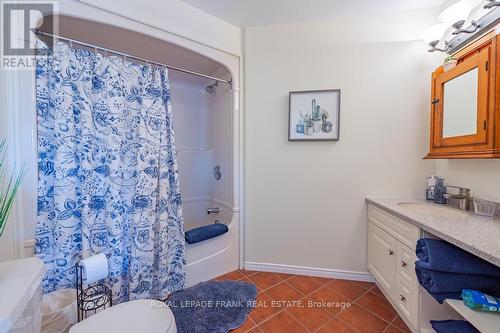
[33,15,241,286]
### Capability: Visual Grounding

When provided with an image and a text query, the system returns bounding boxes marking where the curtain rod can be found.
[33,29,232,86]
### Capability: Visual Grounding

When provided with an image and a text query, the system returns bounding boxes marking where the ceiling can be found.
[182,0,447,27]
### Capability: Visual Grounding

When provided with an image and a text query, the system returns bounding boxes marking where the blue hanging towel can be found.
[430,320,479,333]
[416,238,500,278]
[185,224,229,244]
[415,263,500,295]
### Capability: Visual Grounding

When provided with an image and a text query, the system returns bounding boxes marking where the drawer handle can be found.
[388,250,394,256]
[400,295,406,302]
[401,261,407,267]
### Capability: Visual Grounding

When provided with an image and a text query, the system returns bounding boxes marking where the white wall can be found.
[243,9,442,274]
[436,160,500,202]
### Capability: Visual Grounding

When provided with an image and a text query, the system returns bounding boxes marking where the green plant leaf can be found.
[0,139,25,238]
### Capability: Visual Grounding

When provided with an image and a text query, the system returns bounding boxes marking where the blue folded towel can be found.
[415,263,500,295]
[185,224,228,244]
[416,238,500,278]
[430,320,479,333]
[415,266,461,303]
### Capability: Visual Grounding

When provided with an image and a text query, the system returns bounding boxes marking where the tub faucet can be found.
[207,207,219,214]
[444,186,472,211]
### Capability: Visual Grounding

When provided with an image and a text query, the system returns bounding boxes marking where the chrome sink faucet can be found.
[444,186,472,211]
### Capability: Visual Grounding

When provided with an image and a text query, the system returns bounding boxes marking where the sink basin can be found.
[397,202,468,218]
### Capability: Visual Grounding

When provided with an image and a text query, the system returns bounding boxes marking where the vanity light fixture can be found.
[451,19,480,34]
[421,23,451,52]
[438,0,482,23]
[421,0,493,53]
[428,40,451,53]
[421,23,450,43]
[484,0,500,9]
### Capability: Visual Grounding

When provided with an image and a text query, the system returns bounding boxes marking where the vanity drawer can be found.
[396,242,418,291]
[393,278,419,329]
[368,204,420,248]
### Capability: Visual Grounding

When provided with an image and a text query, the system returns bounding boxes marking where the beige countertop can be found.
[366,198,500,267]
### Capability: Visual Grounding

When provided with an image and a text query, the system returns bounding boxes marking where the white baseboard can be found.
[244,262,375,282]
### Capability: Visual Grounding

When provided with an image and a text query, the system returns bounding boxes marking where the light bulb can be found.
[438,0,483,23]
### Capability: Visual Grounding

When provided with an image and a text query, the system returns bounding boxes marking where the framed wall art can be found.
[289,89,340,141]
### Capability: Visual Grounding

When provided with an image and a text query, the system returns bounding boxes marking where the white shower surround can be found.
[4,2,242,287]
[174,55,241,286]
[172,78,239,286]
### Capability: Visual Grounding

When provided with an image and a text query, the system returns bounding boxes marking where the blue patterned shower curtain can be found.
[35,41,185,302]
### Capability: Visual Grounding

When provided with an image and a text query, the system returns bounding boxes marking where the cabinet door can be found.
[432,47,490,148]
[368,222,397,293]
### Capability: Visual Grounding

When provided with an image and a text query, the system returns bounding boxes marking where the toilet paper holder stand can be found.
[75,263,113,322]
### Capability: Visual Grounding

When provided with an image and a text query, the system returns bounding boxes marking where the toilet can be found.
[69,299,177,333]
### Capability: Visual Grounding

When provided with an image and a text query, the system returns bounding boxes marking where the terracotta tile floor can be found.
[214,270,412,333]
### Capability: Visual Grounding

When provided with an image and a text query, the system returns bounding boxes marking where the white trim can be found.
[239,30,246,271]
[233,86,244,269]
[78,0,241,57]
[4,60,27,260]
[244,262,375,282]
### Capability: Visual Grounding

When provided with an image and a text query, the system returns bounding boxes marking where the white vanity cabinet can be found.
[367,204,420,330]
[367,199,500,333]
[367,222,396,293]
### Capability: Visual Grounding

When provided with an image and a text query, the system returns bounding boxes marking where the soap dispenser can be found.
[434,178,447,204]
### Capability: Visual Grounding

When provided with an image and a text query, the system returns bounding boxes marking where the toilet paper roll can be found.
[80,253,109,284]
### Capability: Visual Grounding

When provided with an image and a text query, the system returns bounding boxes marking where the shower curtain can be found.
[35,40,185,302]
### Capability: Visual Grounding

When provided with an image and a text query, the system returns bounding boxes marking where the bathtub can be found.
[183,199,240,287]
[23,199,239,288]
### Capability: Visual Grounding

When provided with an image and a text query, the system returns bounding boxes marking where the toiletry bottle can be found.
[434,178,447,204]
[426,175,438,201]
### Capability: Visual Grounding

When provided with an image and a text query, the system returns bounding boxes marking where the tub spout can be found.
[207,207,220,214]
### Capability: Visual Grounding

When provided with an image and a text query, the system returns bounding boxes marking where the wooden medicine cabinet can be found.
[426,31,500,159]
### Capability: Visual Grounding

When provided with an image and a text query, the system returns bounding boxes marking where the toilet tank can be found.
[0,257,46,333]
